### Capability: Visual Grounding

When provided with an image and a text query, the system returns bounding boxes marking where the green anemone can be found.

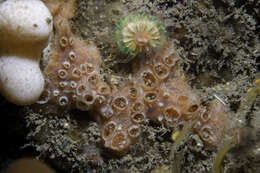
[115,14,167,56]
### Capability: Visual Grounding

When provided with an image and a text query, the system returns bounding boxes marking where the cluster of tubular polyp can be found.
[41,0,228,153]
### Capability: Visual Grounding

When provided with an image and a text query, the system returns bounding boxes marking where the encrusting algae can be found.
[40,0,232,154]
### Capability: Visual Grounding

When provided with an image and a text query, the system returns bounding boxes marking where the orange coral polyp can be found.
[41,0,230,153]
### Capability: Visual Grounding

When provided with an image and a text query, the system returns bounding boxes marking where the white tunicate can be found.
[0,0,52,105]
[0,56,44,105]
[0,0,53,46]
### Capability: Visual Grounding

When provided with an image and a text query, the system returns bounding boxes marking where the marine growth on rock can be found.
[40,0,230,154]
[115,14,166,55]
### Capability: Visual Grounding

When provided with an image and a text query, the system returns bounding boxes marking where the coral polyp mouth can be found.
[116,14,166,55]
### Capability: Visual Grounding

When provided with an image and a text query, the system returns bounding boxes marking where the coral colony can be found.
[40,0,230,153]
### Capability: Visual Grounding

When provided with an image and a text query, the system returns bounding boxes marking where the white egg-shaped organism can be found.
[0,0,53,105]
[0,0,53,55]
[0,56,44,105]
[0,0,52,43]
